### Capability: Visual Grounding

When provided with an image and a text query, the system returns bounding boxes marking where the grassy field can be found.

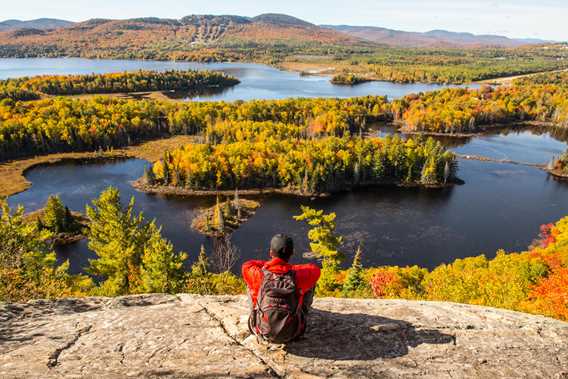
[0,135,195,198]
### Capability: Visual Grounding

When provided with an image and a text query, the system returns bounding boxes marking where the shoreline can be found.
[0,135,195,198]
[398,121,554,138]
[1,120,564,199]
[4,55,563,88]
[548,169,568,180]
[132,178,456,199]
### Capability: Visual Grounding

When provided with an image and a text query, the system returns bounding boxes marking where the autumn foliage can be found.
[365,216,568,321]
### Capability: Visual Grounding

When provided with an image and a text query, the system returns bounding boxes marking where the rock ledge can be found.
[1,294,567,378]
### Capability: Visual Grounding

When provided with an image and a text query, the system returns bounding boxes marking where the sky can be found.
[1,0,567,41]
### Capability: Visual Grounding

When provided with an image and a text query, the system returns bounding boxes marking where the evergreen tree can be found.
[0,201,91,302]
[86,187,148,296]
[43,195,66,233]
[140,222,187,294]
[87,187,189,296]
[343,246,364,295]
[294,206,344,295]
[192,245,210,277]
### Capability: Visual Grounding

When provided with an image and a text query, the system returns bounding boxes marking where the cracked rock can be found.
[1,294,567,378]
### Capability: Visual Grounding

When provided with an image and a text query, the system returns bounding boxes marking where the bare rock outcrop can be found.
[1,294,567,378]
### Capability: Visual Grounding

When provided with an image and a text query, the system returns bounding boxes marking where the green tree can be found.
[0,201,91,302]
[140,222,187,294]
[87,187,188,296]
[294,206,344,295]
[86,187,147,296]
[343,246,364,295]
[43,195,66,233]
[192,245,210,277]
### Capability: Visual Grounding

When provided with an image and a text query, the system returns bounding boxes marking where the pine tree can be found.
[294,206,344,295]
[0,201,91,302]
[87,187,189,296]
[86,187,148,296]
[343,246,364,295]
[192,245,210,277]
[140,221,187,294]
[43,195,66,234]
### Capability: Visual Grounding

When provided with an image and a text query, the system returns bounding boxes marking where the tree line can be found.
[0,70,239,101]
[0,69,239,101]
[2,80,568,162]
[0,96,389,161]
[0,190,243,302]
[397,80,568,133]
[149,121,456,192]
[2,192,567,321]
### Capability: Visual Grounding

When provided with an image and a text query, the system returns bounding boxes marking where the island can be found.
[0,69,239,101]
[330,73,370,85]
[191,194,260,237]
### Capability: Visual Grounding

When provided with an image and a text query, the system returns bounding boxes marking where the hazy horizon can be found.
[1,0,566,41]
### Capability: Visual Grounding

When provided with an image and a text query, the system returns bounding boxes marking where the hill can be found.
[0,14,362,61]
[324,24,549,48]
[1,294,567,378]
[0,18,74,31]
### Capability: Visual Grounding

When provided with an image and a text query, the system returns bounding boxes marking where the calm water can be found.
[0,58,469,101]
[9,128,568,274]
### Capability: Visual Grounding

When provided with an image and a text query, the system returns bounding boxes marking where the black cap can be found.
[270,234,294,258]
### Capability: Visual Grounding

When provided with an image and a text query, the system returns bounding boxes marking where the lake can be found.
[0,58,471,101]
[9,127,568,274]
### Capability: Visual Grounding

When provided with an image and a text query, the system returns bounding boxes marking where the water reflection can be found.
[0,58,474,101]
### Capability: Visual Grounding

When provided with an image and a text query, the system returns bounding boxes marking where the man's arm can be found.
[241,260,266,303]
[293,263,321,293]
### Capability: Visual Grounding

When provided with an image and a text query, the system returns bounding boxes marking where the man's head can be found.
[269,234,294,261]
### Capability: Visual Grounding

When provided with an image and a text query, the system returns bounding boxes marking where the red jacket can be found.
[242,257,321,306]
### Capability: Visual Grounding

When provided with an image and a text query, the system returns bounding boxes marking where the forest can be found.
[149,131,456,193]
[285,45,568,84]
[0,96,390,161]
[1,193,567,321]
[2,75,568,162]
[0,69,239,101]
[3,77,568,162]
[397,76,568,133]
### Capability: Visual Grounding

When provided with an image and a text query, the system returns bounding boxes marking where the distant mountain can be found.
[0,18,74,31]
[251,13,314,27]
[0,13,553,61]
[0,14,361,59]
[323,25,549,48]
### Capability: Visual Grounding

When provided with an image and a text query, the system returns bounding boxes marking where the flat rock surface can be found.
[1,295,567,378]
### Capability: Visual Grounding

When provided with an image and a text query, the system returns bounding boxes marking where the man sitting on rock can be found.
[242,234,321,344]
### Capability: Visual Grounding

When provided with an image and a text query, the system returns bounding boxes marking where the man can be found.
[242,234,321,344]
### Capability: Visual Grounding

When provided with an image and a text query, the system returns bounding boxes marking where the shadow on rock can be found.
[285,309,456,361]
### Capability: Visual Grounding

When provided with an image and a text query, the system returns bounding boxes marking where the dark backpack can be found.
[250,268,305,344]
